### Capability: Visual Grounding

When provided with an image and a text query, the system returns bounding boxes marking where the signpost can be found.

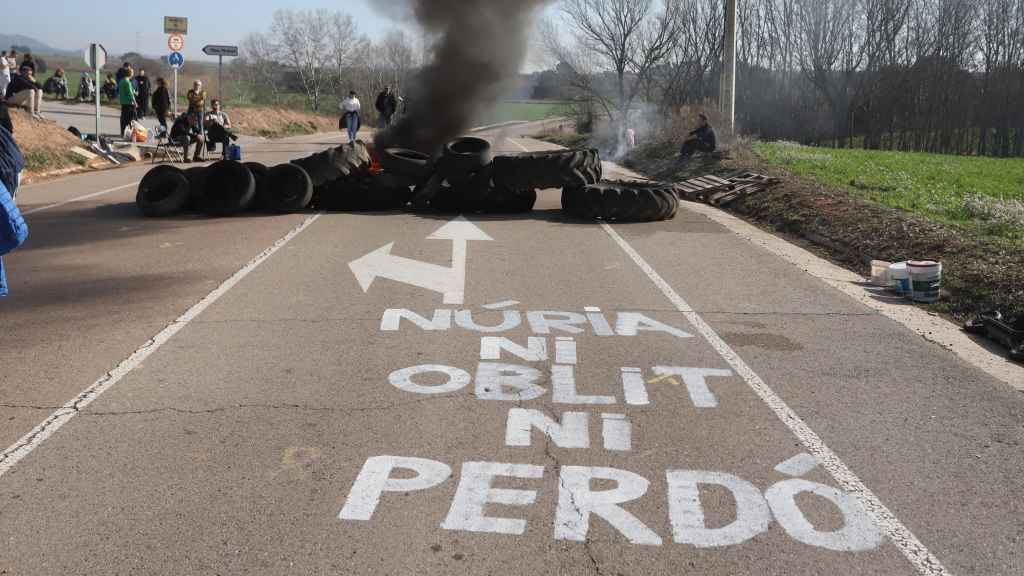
[84,44,106,140]
[202,45,239,102]
[164,16,188,35]
[167,34,185,52]
[168,52,184,116]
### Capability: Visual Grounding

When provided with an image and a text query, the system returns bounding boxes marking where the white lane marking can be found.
[775,453,820,477]
[600,222,951,576]
[22,182,140,216]
[0,213,323,479]
[348,216,493,305]
[506,138,530,153]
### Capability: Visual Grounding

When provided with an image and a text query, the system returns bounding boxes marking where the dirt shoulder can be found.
[621,140,1024,321]
[9,109,96,183]
[230,107,337,139]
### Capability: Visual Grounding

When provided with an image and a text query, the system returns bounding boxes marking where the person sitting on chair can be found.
[679,113,717,161]
[170,112,204,163]
[203,99,237,159]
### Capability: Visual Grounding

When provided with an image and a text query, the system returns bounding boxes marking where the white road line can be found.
[22,182,140,215]
[0,213,323,479]
[600,222,952,576]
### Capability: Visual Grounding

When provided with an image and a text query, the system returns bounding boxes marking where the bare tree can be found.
[271,9,334,111]
[238,32,282,104]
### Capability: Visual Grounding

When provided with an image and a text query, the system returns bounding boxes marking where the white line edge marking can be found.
[600,222,951,576]
[0,213,322,478]
[22,182,140,215]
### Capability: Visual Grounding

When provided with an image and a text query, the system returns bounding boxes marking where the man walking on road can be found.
[375,86,397,129]
[117,66,137,136]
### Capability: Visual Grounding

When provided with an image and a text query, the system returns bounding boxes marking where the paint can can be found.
[228,144,242,162]
[870,260,893,287]
[889,262,911,295]
[907,260,942,303]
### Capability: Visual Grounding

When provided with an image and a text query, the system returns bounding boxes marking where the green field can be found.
[475,101,569,126]
[754,142,1024,240]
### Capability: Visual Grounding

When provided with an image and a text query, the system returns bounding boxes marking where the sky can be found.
[1,0,561,66]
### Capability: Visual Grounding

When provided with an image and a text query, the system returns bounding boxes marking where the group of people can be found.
[165,80,236,163]
[1,51,46,120]
[336,86,403,144]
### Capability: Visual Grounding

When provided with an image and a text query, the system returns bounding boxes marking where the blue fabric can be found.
[0,179,28,297]
[0,125,24,196]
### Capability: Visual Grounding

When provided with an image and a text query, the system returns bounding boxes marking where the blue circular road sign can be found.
[168,52,185,68]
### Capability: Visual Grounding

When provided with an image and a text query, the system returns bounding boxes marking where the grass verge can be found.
[622,139,1024,321]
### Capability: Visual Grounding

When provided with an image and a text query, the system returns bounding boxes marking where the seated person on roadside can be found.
[203,99,238,159]
[4,66,44,120]
[102,74,117,102]
[170,111,205,163]
[679,113,717,160]
[44,68,68,100]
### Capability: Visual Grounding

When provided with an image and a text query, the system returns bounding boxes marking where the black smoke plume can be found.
[374,0,550,154]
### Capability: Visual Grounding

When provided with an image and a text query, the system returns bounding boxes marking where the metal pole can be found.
[93,45,101,141]
[173,67,178,117]
[218,55,223,102]
[722,0,738,133]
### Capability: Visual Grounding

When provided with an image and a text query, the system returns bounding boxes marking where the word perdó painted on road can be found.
[338,303,882,551]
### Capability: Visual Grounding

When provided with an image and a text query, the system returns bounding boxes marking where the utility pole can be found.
[721,0,738,134]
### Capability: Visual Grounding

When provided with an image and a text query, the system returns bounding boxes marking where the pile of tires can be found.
[561,180,680,223]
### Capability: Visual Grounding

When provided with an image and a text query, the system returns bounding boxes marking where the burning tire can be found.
[379,148,433,182]
[202,160,256,217]
[267,163,314,213]
[136,165,191,217]
[493,148,602,191]
[562,180,678,222]
[291,143,371,188]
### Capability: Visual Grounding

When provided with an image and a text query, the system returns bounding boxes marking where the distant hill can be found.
[0,33,74,56]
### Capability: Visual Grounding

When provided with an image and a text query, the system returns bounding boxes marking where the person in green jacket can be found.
[117,66,137,136]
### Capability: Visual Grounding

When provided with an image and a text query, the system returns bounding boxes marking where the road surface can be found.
[0,124,1022,576]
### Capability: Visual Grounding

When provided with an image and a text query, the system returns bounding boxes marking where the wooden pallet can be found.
[675,172,781,206]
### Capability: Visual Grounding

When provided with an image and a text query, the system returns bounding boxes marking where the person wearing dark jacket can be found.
[679,114,717,160]
[5,66,44,119]
[375,86,397,128]
[19,54,35,74]
[170,112,204,163]
[0,102,12,134]
[0,124,27,297]
[151,77,171,130]
[134,69,151,118]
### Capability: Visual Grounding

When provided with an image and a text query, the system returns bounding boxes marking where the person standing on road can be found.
[187,80,206,115]
[152,77,170,131]
[340,90,361,145]
[5,66,44,120]
[0,122,27,297]
[375,86,397,129]
[679,113,717,161]
[135,69,151,119]
[117,66,137,136]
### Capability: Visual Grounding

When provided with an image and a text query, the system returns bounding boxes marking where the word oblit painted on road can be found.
[338,299,882,550]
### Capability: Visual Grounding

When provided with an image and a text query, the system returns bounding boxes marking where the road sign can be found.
[83,43,106,69]
[168,34,185,52]
[168,52,185,69]
[164,16,188,35]
[202,45,239,57]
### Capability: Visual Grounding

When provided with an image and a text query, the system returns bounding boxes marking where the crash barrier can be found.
[135,139,682,223]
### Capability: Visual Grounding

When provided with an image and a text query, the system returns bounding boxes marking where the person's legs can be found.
[679,139,699,159]
[697,141,716,154]
[7,90,31,113]
[193,135,204,161]
[347,114,358,143]
[157,112,167,130]
[120,105,133,134]
[33,90,43,116]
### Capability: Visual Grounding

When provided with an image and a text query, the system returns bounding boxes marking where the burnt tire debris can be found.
[134,139,678,223]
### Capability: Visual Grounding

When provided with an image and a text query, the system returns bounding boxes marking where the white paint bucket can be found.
[870,260,893,287]
[889,262,911,295]
[907,260,942,303]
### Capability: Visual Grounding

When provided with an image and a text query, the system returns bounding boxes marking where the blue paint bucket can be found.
[228,144,242,161]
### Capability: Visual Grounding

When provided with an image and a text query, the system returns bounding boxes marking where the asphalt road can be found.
[0,124,1022,576]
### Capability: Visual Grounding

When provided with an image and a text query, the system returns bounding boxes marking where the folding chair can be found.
[152,125,183,164]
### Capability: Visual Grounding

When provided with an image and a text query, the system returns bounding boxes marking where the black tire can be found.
[563,180,678,222]
[244,162,271,211]
[493,148,602,191]
[291,152,334,188]
[379,148,433,181]
[313,175,412,212]
[411,173,445,211]
[330,142,371,178]
[474,186,537,214]
[136,165,190,217]
[183,166,208,211]
[442,137,493,174]
[267,163,314,213]
[203,161,256,217]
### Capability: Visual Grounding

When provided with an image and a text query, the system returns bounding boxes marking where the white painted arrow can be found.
[348,216,493,304]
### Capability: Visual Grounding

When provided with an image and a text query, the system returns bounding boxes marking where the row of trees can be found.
[235,9,423,115]
[543,0,1024,157]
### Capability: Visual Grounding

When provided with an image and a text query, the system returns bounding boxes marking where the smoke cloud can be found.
[374,0,550,154]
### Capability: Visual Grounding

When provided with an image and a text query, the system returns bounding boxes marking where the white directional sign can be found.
[349,216,493,305]
[202,45,239,57]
